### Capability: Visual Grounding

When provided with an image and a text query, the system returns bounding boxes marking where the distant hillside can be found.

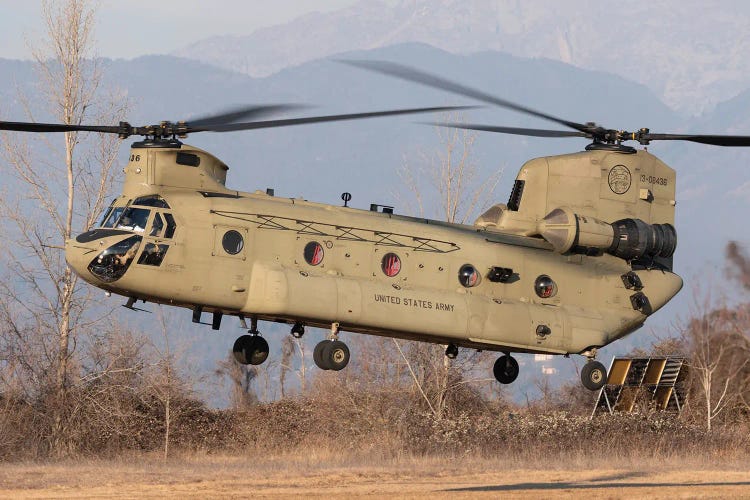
[172,0,750,115]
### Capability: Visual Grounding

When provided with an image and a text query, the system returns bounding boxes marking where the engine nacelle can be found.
[537,207,677,261]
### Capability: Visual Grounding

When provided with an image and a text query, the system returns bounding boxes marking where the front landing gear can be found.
[493,354,519,384]
[233,317,269,365]
[581,360,607,391]
[232,334,269,365]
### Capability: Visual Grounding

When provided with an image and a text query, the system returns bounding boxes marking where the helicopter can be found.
[4,62,750,392]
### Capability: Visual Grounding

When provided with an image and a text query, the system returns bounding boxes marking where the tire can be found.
[581,361,607,391]
[232,335,269,365]
[314,340,330,370]
[248,336,269,366]
[232,334,253,365]
[493,355,519,384]
[323,340,350,371]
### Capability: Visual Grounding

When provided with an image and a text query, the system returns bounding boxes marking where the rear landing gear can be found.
[581,360,607,391]
[313,340,350,371]
[314,322,350,371]
[493,354,519,384]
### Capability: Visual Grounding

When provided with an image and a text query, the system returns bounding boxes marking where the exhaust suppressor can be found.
[538,207,677,261]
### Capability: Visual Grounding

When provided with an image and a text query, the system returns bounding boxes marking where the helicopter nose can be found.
[65,237,97,280]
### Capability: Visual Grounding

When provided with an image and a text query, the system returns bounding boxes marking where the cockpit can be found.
[82,195,178,283]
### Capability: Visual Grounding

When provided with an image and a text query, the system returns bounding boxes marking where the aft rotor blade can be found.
[188,104,307,126]
[197,106,477,132]
[0,120,122,134]
[644,133,750,147]
[340,59,591,134]
[429,122,589,138]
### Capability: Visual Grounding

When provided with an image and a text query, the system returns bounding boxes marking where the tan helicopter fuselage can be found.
[65,142,683,355]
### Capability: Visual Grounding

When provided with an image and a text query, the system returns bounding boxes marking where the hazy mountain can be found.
[172,0,750,115]
[2,43,748,402]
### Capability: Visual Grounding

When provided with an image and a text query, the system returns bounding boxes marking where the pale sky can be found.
[0,0,359,60]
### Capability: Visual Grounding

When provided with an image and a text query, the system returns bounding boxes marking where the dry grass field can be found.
[1,454,748,499]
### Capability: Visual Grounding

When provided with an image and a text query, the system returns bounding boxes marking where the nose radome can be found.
[65,238,96,279]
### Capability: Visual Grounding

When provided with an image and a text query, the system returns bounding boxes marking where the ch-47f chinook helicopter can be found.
[4,62,750,392]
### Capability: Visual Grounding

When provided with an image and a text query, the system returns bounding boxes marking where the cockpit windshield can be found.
[115,207,150,232]
[96,195,170,234]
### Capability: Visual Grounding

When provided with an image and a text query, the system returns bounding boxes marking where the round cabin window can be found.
[222,230,244,255]
[304,241,324,266]
[534,275,557,298]
[458,264,480,288]
[381,253,401,277]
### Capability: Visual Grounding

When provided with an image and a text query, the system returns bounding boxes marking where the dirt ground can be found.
[1,455,748,499]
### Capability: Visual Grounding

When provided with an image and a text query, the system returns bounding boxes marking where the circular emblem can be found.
[608,165,631,195]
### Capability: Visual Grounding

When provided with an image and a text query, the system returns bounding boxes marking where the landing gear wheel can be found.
[232,334,269,366]
[493,354,519,384]
[445,343,458,359]
[315,340,350,371]
[314,340,330,370]
[581,360,607,391]
[291,322,305,338]
[323,340,350,371]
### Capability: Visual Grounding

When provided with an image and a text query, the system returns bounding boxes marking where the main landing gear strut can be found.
[232,317,269,366]
[313,322,351,371]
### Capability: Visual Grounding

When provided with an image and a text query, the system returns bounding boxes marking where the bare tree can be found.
[216,354,259,408]
[0,0,125,450]
[726,241,750,291]
[394,114,503,419]
[396,114,503,224]
[279,335,309,397]
[684,297,750,431]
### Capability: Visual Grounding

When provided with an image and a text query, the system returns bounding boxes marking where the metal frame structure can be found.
[592,356,687,417]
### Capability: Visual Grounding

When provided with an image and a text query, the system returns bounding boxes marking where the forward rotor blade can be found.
[197,105,477,132]
[188,104,307,126]
[340,59,591,134]
[0,120,122,134]
[644,133,750,147]
[429,122,589,138]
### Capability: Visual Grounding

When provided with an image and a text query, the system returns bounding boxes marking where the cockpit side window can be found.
[95,199,117,228]
[164,213,177,238]
[150,213,165,237]
[102,206,126,228]
[116,207,150,232]
[137,243,169,266]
